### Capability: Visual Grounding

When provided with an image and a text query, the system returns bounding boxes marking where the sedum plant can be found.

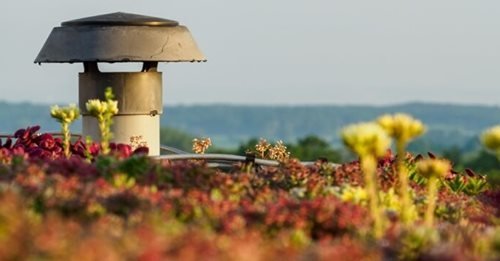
[192,137,212,154]
[255,138,271,158]
[268,140,290,163]
[85,87,119,155]
[463,169,489,195]
[341,122,391,239]
[252,138,290,163]
[377,113,425,224]
[416,158,450,227]
[50,104,80,157]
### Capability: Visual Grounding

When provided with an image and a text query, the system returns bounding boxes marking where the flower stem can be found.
[425,176,438,227]
[98,117,110,155]
[361,156,384,239]
[396,140,411,225]
[61,122,70,158]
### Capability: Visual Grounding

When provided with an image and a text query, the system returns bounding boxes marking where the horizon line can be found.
[1,99,500,108]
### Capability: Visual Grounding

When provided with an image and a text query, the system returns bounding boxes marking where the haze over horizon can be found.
[2,100,500,109]
[2,1,499,106]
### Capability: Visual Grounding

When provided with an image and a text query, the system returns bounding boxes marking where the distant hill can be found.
[2,101,499,152]
[0,102,76,133]
[161,103,500,151]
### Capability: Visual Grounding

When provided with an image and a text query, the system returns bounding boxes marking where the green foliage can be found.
[398,228,437,260]
[117,155,152,179]
[464,176,489,196]
[461,150,500,187]
[235,138,259,155]
[486,170,500,187]
[408,160,427,186]
[442,145,463,167]
[159,127,195,151]
[95,155,116,179]
[467,150,500,172]
[289,135,342,162]
[446,175,467,194]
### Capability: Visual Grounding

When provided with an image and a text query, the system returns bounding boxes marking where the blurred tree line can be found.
[231,136,343,162]
[160,127,500,186]
[160,127,342,162]
[440,147,500,186]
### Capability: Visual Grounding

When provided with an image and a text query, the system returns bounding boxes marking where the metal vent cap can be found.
[61,12,180,27]
[35,12,206,63]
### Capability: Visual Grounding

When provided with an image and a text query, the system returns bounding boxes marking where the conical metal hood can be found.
[35,12,206,63]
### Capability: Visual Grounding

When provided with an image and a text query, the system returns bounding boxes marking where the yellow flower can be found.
[84,87,119,155]
[341,122,391,158]
[416,158,451,179]
[377,113,425,142]
[340,185,368,205]
[112,174,135,189]
[481,125,500,152]
[50,105,58,115]
[50,103,81,157]
[50,104,80,124]
[85,99,105,116]
[105,100,119,115]
[85,99,118,118]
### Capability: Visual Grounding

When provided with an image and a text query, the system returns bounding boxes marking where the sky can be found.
[1,0,500,106]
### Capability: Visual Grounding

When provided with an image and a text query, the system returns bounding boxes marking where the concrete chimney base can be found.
[82,115,160,155]
[79,71,163,156]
